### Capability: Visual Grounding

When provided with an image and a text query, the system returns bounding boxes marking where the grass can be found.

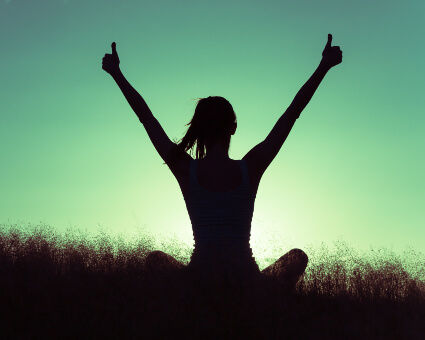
[0,222,424,340]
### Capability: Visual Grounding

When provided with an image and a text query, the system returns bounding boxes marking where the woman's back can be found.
[168,155,263,282]
[169,155,263,200]
[196,158,243,192]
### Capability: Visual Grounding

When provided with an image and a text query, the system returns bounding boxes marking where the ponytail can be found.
[164,96,236,165]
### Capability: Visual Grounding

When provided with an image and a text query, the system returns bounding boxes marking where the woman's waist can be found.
[193,236,251,249]
[192,224,251,241]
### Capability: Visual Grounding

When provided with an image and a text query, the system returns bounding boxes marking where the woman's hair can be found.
[165,96,237,164]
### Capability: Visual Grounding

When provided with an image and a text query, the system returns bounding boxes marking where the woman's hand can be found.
[321,34,343,69]
[102,42,121,76]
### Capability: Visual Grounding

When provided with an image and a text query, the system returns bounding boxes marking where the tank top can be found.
[183,159,260,281]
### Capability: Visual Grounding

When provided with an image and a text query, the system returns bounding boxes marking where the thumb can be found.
[111,42,118,56]
[326,34,332,49]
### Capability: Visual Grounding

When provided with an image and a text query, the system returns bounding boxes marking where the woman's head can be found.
[175,96,237,159]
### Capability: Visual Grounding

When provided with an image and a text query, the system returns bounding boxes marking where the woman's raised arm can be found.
[243,34,343,176]
[102,42,176,163]
[102,42,154,124]
[290,34,342,113]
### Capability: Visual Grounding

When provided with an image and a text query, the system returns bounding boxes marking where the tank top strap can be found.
[239,159,249,188]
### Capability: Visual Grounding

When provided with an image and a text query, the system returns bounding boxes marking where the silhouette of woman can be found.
[102,34,343,293]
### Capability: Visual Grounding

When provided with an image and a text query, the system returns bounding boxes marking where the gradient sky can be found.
[1,0,424,263]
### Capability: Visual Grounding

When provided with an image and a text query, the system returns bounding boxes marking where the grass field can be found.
[1,222,424,339]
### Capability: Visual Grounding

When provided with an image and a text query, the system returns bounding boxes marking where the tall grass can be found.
[0,222,424,339]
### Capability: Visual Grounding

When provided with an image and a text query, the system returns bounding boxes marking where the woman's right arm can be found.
[287,61,331,118]
[289,34,342,114]
[243,34,343,176]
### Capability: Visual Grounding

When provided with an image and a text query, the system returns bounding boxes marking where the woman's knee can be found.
[146,250,167,262]
[146,250,184,271]
[277,248,308,274]
[287,248,308,266]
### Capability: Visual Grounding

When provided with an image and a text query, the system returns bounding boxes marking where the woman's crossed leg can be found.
[145,250,185,277]
[261,248,308,291]
[145,248,308,292]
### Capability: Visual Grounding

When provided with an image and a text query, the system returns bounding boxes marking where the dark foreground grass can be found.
[0,223,424,340]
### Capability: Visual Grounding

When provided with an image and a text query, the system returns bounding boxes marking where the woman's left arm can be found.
[102,42,175,163]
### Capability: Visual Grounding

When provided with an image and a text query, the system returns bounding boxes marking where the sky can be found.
[1,0,424,266]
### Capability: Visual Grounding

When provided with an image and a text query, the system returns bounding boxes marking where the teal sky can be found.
[1,0,424,261]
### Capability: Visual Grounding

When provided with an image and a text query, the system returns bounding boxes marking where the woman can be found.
[101,35,343,293]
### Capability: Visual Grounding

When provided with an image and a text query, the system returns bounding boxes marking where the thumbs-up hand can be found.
[102,42,121,76]
[321,34,343,69]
